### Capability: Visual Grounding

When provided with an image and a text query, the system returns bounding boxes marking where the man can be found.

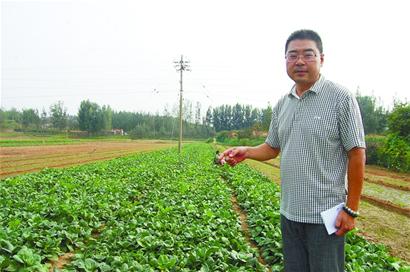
[218,29,366,272]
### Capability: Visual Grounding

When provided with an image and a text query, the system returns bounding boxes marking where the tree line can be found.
[0,100,276,138]
[0,94,407,138]
[1,94,408,171]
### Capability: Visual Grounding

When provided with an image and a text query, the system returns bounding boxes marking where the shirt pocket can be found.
[302,115,339,141]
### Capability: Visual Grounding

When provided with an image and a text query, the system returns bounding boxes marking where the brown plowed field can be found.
[0,140,175,179]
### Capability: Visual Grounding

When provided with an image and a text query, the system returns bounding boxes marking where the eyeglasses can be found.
[285,52,317,63]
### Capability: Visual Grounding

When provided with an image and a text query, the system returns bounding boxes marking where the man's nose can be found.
[295,55,306,64]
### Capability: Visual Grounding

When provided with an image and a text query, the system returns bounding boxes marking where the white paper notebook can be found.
[320,203,344,235]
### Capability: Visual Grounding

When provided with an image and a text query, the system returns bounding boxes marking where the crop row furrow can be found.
[0,144,268,271]
[1,143,409,271]
[219,162,410,271]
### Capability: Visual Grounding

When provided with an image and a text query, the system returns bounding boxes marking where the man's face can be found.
[286,39,324,89]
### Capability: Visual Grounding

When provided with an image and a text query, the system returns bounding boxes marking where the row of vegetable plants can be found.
[1,143,409,271]
[0,144,267,271]
[219,161,410,271]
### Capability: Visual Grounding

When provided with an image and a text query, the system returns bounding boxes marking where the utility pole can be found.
[174,55,191,154]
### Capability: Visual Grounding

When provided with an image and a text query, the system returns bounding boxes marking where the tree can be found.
[356,94,387,134]
[1,108,22,129]
[232,103,244,130]
[183,100,193,123]
[22,109,40,130]
[251,108,260,127]
[40,108,48,130]
[243,105,254,128]
[78,100,104,134]
[50,101,67,130]
[388,102,410,139]
[195,102,201,126]
[5,108,22,123]
[261,104,272,131]
[101,105,113,130]
[67,115,79,130]
[204,107,213,127]
[212,107,222,131]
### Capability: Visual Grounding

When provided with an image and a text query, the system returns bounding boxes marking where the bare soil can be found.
[259,160,410,212]
[231,194,270,271]
[356,201,410,262]
[364,177,410,191]
[49,252,75,271]
[0,140,175,179]
[365,165,410,182]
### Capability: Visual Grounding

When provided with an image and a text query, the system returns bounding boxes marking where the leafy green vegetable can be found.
[1,143,408,271]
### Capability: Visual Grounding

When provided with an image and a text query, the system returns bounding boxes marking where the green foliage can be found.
[357,100,410,172]
[0,145,266,271]
[21,109,41,130]
[261,103,273,131]
[77,100,104,134]
[382,134,410,172]
[124,113,211,140]
[219,161,410,271]
[101,105,113,131]
[356,94,388,134]
[1,143,409,270]
[129,123,151,139]
[50,101,68,130]
[222,137,265,146]
[210,104,266,132]
[365,135,386,165]
[216,130,265,146]
[0,132,117,147]
[364,135,410,172]
[0,108,22,130]
[388,102,410,139]
[220,164,283,269]
[345,231,409,272]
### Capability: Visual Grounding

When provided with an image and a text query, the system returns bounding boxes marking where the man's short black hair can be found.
[285,29,323,54]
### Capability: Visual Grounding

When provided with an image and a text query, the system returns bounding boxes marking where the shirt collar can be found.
[289,75,325,98]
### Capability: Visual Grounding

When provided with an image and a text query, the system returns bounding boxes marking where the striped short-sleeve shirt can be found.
[265,75,366,224]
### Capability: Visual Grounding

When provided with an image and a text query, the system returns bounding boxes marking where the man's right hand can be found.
[218,147,248,166]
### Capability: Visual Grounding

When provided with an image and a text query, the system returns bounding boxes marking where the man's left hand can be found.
[335,210,355,236]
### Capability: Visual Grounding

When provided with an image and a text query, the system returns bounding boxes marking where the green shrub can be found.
[382,134,410,172]
[365,135,386,165]
[388,102,410,139]
[205,137,213,143]
[215,130,231,143]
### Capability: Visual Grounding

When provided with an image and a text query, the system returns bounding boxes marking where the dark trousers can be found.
[280,215,345,272]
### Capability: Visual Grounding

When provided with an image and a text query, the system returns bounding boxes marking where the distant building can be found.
[111,129,124,135]
[252,130,268,137]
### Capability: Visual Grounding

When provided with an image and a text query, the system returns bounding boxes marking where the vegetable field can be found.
[1,144,409,271]
[0,141,174,179]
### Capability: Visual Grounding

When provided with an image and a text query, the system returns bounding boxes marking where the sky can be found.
[1,0,409,117]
